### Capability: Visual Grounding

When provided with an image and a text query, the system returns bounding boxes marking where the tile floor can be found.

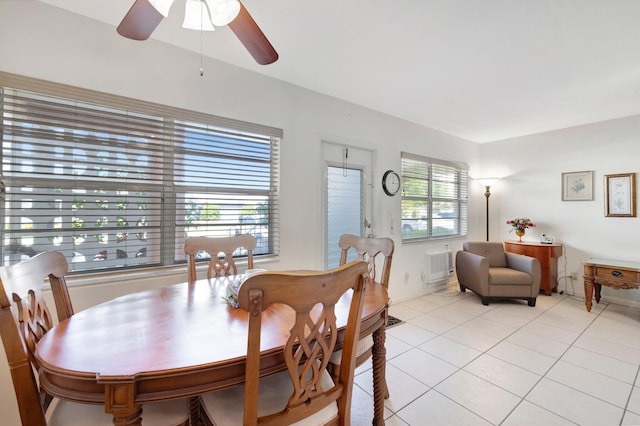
[350,288,640,426]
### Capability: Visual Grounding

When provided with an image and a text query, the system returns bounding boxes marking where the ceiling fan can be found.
[117,0,278,65]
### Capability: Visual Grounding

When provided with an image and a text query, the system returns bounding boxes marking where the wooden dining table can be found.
[35,273,390,425]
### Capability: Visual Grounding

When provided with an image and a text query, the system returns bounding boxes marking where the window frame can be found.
[0,72,282,275]
[400,152,468,242]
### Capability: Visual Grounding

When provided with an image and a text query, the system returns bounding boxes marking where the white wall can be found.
[474,116,640,307]
[0,3,478,423]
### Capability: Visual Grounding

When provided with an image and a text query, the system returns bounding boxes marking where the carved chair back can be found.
[184,234,256,282]
[338,234,394,289]
[237,260,368,425]
[0,251,71,426]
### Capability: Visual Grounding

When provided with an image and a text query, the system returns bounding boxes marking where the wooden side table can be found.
[583,258,640,312]
[504,241,563,296]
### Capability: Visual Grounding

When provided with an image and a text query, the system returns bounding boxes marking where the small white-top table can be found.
[583,258,640,312]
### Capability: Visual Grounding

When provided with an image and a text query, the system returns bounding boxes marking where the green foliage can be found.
[201,204,221,222]
[184,201,199,224]
[256,202,269,220]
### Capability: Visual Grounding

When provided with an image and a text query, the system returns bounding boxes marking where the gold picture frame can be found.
[605,173,636,217]
[562,171,593,201]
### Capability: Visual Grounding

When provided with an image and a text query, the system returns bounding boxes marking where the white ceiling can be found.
[39,0,640,143]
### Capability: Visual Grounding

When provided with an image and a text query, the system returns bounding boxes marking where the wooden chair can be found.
[328,234,394,396]
[199,260,369,426]
[184,234,257,282]
[0,251,190,426]
[337,234,394,290]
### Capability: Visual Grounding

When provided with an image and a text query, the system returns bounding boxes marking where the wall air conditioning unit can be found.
[425,250,453,284]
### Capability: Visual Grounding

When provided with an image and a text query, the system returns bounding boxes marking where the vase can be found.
[515,228,525,242]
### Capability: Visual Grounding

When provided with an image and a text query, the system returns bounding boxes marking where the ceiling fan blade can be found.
[228,2,278,65]
[117,0,164,41]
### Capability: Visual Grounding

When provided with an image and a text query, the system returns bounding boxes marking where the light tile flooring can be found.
[350,288,640,426]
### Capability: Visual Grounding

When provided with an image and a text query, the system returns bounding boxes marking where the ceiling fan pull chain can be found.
[343,147,349,177]
[200,30,204,76]
[200,0,205,76]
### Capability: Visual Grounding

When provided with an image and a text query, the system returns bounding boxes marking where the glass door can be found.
[322,142,373,268]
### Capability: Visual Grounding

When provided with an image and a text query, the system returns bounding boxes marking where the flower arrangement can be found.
[506,217,536,231]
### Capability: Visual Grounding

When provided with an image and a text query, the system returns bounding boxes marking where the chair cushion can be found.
[47,397,189,426]
[463,242,507,267]
[488,267,533,286]
[328,334,374,364]
[200,368,338,425]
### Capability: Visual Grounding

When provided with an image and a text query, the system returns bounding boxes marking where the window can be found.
[0,73,281,273]
[401,152,468,241]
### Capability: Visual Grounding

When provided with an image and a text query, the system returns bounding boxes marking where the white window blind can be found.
[401,152,468,241]
[0,72,281,273]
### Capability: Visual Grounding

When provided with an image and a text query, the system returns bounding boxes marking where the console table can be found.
[504,241,563,296]
[583,258,640,312]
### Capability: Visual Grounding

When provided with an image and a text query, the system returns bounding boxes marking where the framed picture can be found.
[605,173,636,217]
[562,171,593,201]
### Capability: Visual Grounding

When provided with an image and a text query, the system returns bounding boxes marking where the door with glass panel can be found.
[322,142,373,269]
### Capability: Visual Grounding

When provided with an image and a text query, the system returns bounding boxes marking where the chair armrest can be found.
[505,252,541,285]
[455,250,489,290]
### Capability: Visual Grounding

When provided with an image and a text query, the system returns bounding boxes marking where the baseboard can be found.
[590,293,640,310]
[530,277,640,310]
[392,278,640,310]
[390,280,457,305]
[425,280,451,294]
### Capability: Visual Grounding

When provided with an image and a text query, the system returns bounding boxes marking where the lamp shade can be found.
[477,177,499,188]
[205,0,241,26]
[183,0,216,31]
[149,0,175,17]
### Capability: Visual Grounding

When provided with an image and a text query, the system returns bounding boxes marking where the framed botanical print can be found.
[562,171,593,201]
[605,173,636,217]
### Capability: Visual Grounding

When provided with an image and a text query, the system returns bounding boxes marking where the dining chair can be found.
[199,260,369,426]
[184,234,257,282]
[0,251,191,426]
[328,234,394,397]
[337,234,394,290]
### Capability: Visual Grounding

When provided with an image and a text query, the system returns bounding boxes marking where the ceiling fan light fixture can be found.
[117,0,278,64]
[205,0,241,26]
[148,0,175,17]
[182,0,216,31]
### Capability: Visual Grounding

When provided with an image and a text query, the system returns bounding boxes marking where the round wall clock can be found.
[382,170,401,196]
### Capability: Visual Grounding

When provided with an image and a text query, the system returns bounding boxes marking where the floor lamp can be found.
[477,178,499,241]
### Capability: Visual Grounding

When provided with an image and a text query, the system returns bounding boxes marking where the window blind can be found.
[0,72,281,273]
[400,152,468,241]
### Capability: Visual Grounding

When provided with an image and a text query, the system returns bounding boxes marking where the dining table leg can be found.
[108,405,143,425]
[103,381,143,425]
[371,310,388,425]
[189,397,201,425]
